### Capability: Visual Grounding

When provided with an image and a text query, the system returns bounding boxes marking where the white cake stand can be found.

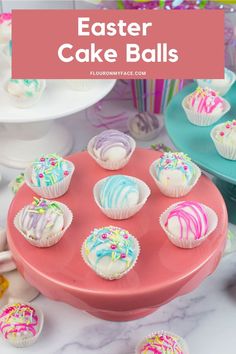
[0,51,116,168]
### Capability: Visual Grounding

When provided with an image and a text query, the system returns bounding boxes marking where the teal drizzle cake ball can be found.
[100,175,139,209]
[82,226,140,280]
[31,153,72,187]
[155,152,195,187]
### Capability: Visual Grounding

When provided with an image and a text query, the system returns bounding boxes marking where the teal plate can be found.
[165,82,236,185]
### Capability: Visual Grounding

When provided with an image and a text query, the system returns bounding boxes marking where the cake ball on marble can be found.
[150,152,201,198]
[160,201,218,248]
[0,303,43,347]
[82,226,140,280]
[15,197,72,247]
[5,79,46,108]
[88,129,135,170]
[25,153,74,199]
[136,331,189,354]
[197,68,236,96]
[182,87,230,126]
[94,174,150,219]
[211,120,236,160]
[0,13,11,44]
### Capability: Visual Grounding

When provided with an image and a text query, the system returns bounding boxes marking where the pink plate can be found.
[7,149,228,321]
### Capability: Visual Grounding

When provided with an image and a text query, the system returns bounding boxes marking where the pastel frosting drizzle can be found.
[85,226,137,268]
[100,175,139,209]
[19,197,63,240]
[92,129,132,161]
[165,201,208,240]
[0,303,39,339]
[8,79,41,98]
[189,87,224,114]
[140,333,184,354]
[31,153,71,187]
[156,152,194,183]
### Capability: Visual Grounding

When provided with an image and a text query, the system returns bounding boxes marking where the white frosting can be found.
[0,20,11,44]
[94,146,127,162]
[158,169,189,187]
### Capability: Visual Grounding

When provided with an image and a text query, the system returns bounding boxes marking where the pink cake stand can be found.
[7,149,228,321]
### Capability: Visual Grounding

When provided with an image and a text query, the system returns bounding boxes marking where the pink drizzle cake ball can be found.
[0,13,12,44]
[188,87,223,115]
[182,86,230,126]
[160,201,218,248]
[136,331,188,354]
[0,303,43,347]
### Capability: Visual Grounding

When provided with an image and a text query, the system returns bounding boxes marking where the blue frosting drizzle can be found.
[100,175,139,209]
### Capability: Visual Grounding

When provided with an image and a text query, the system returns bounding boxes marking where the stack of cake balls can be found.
[13,129,218,284]
[182,67,236,161]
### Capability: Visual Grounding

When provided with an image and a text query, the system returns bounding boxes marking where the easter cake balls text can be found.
[57,17,179,64]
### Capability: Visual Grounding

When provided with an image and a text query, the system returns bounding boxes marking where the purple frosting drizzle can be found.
[92,130,132,161]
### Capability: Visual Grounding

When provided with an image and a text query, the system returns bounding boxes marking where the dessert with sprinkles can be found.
[182,86,230,126]
[149,152,201,198]
[0,13,12,44]
[211,119,236,160]
[197,67,236,96]
[0,303,43,347]
[25,153,75,199]
[160,201,218,248]
[5,79,46,109]
[81,226,140,280]
[93,174,150,219]
[88,129,136,170]
[14,197,73,247]
[136,331,189,354]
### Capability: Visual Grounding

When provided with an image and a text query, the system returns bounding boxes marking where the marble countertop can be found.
[0,88,236,354]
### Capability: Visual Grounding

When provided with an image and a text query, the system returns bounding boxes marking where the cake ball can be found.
[150,152,201,198]
[5,79,46,108]
[100,175,139,209]
[189,87,224,115]
[15,197,72,247]
[82,226,140,280]
[88,129,135,170]
[0,13,11,44]
[94,175,150,219]
[182,87,230,126]
[211,120,236,160]
[197,68,236,96]
[136,331,188,354]
[25,153,74,199]
[160,201,218,248]
[0,303,43,347]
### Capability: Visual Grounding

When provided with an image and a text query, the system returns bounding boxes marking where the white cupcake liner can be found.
[66,79,100,91]
[93,176,151,220]
[0,302,44,348]
[197,71,236,96]
[5,80,46,109]
[81,234,140,280]
[159,202,218,249]
[149,159,201,198]
[24,160,75,199]
[135,330,189,354]
[210,125,236,160]
[14,201,73,248]
[182,94,231,126]
[87,135,136,171]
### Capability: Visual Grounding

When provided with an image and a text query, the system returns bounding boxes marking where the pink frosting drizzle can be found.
[0,13,12,24]
[165,201,208,240]
[190,87,223,114]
